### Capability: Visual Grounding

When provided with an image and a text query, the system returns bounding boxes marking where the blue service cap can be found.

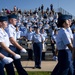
[58,14,72,21]
[0,16,8,22]
[8,14,17,19]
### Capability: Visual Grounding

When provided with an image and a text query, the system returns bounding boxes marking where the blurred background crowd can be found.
[0,4,75,61]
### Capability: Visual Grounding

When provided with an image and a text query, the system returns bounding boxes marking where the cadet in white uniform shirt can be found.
[32,26,44,69]
[5,14,28,75]
[51,15,74,75]
[0,16,21,75]
[26,26,34,60]
[40,27,47,60]
[51,29,58,61]
[67,17,73,42]
[73,30,75,75]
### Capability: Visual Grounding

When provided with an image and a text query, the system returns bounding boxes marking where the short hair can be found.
[57,14,72,27]
[57,19,65,27]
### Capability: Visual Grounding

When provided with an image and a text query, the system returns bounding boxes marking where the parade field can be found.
[5,71,51,75]
[4,61,57,75]
[27,71,51,75]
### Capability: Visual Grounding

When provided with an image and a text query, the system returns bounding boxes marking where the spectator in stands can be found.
[41,4,44,12]
[71,20,75,34]
[51,29,58,61]
[43,21,50,31]
[50,4,53,11]
[40,27,48,60]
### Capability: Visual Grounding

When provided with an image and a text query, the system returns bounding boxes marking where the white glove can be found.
[20,48,27,53]
[2,57,13,64]
[14,54,21,59]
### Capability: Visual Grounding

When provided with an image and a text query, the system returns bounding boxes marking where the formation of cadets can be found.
[0,4,75,75]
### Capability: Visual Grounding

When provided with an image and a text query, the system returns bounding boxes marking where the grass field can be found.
[28,71,51,75]
[5,71,51,75]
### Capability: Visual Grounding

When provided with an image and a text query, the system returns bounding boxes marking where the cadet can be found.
[73,29,75,75]
[40,27,47,60]
[51,29,58,61]
[51,15,74,75]
[0,16,21,75]
[26,26,34,60]
[32,26,44,69]
[5,14,28,75]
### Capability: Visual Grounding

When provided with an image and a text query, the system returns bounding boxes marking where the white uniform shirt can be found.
[51,34,57,43]
[5,24,16,45]
[73,33,75,47]
[44,24,49,30]
[41,32,47,41]
[0,28,10,47]
[71,24,75,31]
[56,28,72,50]
[16,30,22,39]
[32,33,44,43]
[26,31,34,41]
[67,27,73,39]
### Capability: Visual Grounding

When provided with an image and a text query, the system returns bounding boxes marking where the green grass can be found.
[28,71,51,75]
[6,71,51,75]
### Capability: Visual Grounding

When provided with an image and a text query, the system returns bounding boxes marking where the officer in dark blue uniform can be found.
[51,15,74,75]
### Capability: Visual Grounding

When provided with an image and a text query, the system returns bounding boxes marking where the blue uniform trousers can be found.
[5,63,15,75]
[27,49,33,60]
[51,43,56,56]
[51,50,74,75]
[33,42,42,67]
[7,45,28,75]
[0,61,5,75]
[73,58,75,75]
[0,47,15,75]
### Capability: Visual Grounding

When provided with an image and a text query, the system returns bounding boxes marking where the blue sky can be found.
[0,0,75,16]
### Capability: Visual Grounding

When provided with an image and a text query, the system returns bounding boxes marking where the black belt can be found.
[10,45,14,47]
[34,42,42,44]
[28,40,32,41]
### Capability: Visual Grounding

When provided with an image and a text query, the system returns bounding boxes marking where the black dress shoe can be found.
[36,66,41,69]
[33,66,36,69]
